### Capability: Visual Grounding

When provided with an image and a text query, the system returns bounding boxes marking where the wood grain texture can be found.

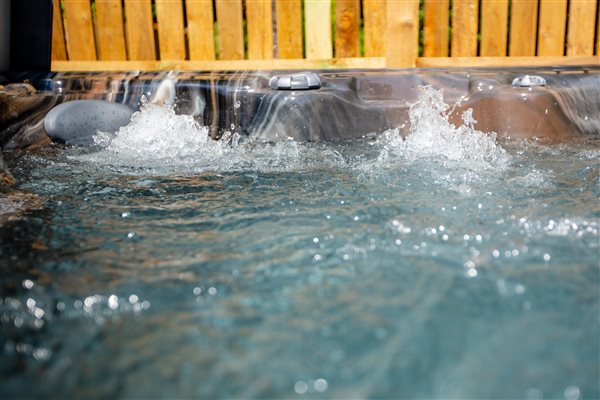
[155,0,186,60]
[451,0,479,57]
[95,0,127,60]
[363,0,386,57]
[537,0,567,56]
[246,0,274,59]
[275,0,303,59]
[186,0,216,60]
[597,4,600,55]
[123,0,156,60]
[386,0,420,67]
[215,0,245,60]
[52,57,387,71]
[52,0,68,60]
[566,0,598,56]
[304,0,333,59]
[62,0,97,60]
[335,0,360,58]
[509,0,539,56]
[417,55,600,67]
[480,0,508,56]
[423,0,449,57]
[52,56,599,72]
[276,0,303,59]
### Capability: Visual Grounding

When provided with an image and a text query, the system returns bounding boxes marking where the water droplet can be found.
[314,378,328,393]
[22,279,34,289]
[564,385,580,400]
[108,295,119,310]
[294,381,308,395]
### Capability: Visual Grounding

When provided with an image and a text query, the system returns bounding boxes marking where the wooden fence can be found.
[51,0,600,71]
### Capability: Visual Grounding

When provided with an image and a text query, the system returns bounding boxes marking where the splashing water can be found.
[87,101,230,168]
[375,85,509,169]
[78,86,508,176]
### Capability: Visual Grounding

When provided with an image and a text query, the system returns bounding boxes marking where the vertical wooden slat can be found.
[363,0,386,57]
[509,0,539,56]
[386,0,420,67]
[95,0,127,60]
[597,5,600,55]
[451,0,479,56]
[215,0,245,60]
[480,0,508,56]
[52,0,68,60]
[537,0,567,56]
[423,0,449,57]
[335,0,360,57]
[123,0,156,60]
[276,0,303,59]
[246,0,274,60]
[566,0,598,56]
[186,0,215,60]
[155,0,186,60]
[62,0,97,60]
[305,0,333,59]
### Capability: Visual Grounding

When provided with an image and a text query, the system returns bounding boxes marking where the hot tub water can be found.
[0,85,598,398]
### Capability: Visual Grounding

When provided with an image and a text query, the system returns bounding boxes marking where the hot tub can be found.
[0,67,598,398]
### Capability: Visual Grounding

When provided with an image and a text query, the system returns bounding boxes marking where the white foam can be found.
[375,85,509,169]
[77,101,344,174]
[78,86,509,175]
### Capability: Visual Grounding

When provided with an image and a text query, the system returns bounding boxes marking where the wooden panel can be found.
[215,0,244,60]
[566,0,598,56]
[186,0,215,60]
[363,0,386,57]
[451,0,478,57]
[95,0,127,60]
[276,0,303,59]
[62,0,96,60]
[386,0,420,67]
[123,0,156,60]
[53,56,600,72]
[155,0,186,60]
[246,0,274,59]
[480,0,508,56]
[509,0,539,56]
[537,0,567,56]
[305,0,333,59]
[335,0,360,58]
[423,0,449,57]
[597,5,600,55]
[417,56,600,68]
[51,0,68,60]
[52,57,387,71]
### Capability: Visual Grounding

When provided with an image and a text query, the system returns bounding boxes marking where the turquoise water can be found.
[1,88,598,398]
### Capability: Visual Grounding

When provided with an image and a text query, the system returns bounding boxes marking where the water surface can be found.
[1,87,598,399]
